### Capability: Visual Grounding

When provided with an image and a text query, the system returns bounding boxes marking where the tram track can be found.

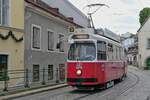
[117,71,140,96]
[44,71,140,100]
[47,88,100,100]
[96,71,140,100]
[13,70,140,100]
[73,71,140,100]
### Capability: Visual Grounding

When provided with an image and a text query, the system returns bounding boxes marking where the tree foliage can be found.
[139,7,150,26]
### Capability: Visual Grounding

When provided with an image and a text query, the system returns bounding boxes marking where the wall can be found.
[11,0,24,29]
[138,18,150,69]
[24,7,70,83]
[0,0,24,87]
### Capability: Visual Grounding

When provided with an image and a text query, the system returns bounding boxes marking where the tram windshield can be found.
[68,42,96,61]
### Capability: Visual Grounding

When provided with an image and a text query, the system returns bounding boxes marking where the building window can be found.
[57,34,64,52]
[48,65,53,80]
[147,39,150,49]
[0,55,8,81]
[59,64,65,81]
[0,0,9,26]
[48,31,54,51]
[97,41,107,60]
[32,25,41,49]
[33,65,40,82]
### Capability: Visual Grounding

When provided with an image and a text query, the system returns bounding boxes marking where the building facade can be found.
[138,16,150,69]
[0,0,24,88]
[24,0,81,85]
[121,33,138,66]
[127,43,138,66]
[121,32,135,50]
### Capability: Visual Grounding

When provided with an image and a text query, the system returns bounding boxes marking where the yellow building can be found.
[0,0,24,88]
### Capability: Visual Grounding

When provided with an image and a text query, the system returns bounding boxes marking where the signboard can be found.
[68,26,75,33]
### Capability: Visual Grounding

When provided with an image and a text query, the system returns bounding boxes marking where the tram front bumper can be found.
[67,78,98,86]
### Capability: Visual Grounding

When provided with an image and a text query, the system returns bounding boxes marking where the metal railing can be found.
[0,68,66,92]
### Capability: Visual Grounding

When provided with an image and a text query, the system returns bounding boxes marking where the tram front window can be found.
[68,42,96,61]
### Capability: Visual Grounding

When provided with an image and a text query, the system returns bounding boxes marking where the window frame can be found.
[57,33,65,52]
[33,64,40,82]
[97,41,107,61]
[59,64,65,81]
[0,54,8,81]
[0,0,10,26]
[115,46,120,61]
[48,65,53,80]
[31,24,41,50]
[147,39,150,49]
[47,29,55,51]
[107,43,114,61]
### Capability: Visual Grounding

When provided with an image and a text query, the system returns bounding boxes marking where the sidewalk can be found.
[0,83,68,100]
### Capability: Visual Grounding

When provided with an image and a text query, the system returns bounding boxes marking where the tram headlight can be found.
[76,69,82,75]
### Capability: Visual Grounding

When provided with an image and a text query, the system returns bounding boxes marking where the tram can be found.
[67,28,127,89]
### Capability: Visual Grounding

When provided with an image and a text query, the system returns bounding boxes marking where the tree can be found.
[139,7,150,26]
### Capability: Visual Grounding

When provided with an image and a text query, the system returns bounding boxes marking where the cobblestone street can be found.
[11,66,150,100]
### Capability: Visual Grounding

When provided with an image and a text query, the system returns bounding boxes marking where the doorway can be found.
[0,55,8,81]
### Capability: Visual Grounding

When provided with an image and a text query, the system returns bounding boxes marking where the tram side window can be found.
[121,48,125,60]
[107,43,113,60]
[119,47,122,60]
[115,46,119,60]
[114,46,118,61]
[97,41,107,60]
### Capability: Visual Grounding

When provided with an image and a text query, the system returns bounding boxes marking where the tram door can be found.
[0,55,8,80]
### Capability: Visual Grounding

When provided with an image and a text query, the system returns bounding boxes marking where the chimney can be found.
[67,17,74,22]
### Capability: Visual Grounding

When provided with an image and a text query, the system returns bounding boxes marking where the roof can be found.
[25,0,82,27]
[64,0,88,19]
[137,15,150,32]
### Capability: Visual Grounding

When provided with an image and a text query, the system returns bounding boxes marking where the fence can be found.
[0,67,66,92]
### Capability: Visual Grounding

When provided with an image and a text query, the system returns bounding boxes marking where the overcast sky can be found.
[68,0,150,34]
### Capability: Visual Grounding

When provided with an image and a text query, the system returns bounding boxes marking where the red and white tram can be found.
[67,28,127,89]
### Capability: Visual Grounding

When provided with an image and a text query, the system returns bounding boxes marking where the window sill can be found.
[0,25,24,32]
[48,49,54,51]
[32,47,41,51]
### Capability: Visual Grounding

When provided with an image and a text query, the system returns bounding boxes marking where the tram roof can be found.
[90,33,122,46]
[70,28,122,46]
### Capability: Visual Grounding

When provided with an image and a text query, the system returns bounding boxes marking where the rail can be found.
[0,68,66,92]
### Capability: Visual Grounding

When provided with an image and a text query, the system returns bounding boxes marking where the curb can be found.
[0,83,68,100]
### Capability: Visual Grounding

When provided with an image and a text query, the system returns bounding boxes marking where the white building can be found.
[121,33,138,66]
[121,32,135,50]
[138,16,150,69]
[42,0,90,28]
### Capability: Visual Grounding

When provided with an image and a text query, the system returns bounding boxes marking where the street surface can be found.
[13,66,150,100]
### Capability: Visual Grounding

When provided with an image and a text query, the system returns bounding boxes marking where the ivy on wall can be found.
[0,31,23,42]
